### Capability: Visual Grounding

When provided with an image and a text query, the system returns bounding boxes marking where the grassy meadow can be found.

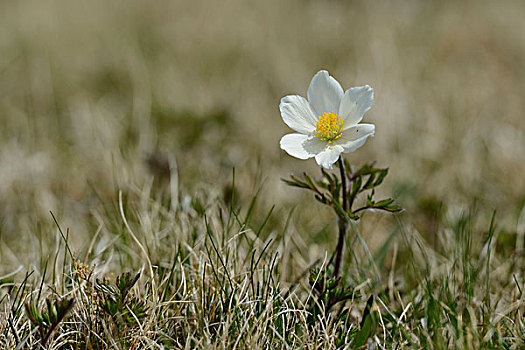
[1,0,525,348]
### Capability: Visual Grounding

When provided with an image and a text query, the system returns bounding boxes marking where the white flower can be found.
[279,70,375,169]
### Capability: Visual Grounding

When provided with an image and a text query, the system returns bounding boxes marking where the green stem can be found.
[334,157,348,277]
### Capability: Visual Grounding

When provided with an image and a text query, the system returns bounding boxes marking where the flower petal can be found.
[279,95,317,134]
[314,145,343,169]
[280,133,326,160]
[338,85,373,128]
[307,70,344,117]
[334,123,375,153]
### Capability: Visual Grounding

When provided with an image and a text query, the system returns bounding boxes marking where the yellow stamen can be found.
[313,111,343,143]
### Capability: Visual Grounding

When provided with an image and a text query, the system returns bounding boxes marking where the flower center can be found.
[313,111,343,142]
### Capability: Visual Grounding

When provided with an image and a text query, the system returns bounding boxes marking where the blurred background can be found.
[1,0,525,271]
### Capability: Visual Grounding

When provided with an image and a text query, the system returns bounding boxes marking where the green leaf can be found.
[350,176,362,198]
[314,194,328,205]
[25,303,44,327]
[321,168,339,188]
[116,271,141,301]
[351,296,377,347]
[374,169,388,187]
[384,204,403,212]
[366,192,374,206]
[363,173,377,190]
[348,212,359,221]
[290,175,309,188]
[373,199,395,208]
[47,299,57,325]
[353,162,377,177]
[281,176,308,189]
[303,173,318,192]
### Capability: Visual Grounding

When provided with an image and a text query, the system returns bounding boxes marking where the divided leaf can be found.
[282,159,402,221]
[25,297,75,346]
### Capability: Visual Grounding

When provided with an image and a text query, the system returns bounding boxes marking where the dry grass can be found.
[1,0,525,348]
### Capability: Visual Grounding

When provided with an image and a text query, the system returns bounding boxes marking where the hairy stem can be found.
[334,157,348,277]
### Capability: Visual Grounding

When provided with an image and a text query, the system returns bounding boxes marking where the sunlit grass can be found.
[1,177,524,348]
[1,0,525,348]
